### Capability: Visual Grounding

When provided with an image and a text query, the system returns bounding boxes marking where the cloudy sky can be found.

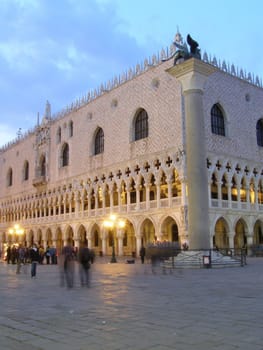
[0,0,262,147]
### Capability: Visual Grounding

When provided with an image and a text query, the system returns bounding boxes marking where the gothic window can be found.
[23,160,29,181]
[62,143,69,167]
[240,177,247,202]
[134,109,149,141]
[231,177,237,201]
[69,120,73,137]
[221,175,228,200]
[7,168,13,187]
[57,126,62,144]
[211,104,225,136]
[258,180,263,204]
[94,128,104,155]
[40,155,46,176]
[211,173,218,199]
[130,179,136,204]
[256,119,263,147]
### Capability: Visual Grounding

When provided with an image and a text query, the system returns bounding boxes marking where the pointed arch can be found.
[23,160,29,181]
[160,170,168,199]
[7,167,13,187]
[256,119,263,147]
[56,126,62,144]
[231,175,238,201]
[221,173,228,200]
[211,103,225,136]
[160,216,180,243]
[39,154,46,176]
[234,218,248,249]
[61,142,69,167]
[140,218,156,245]
[211,172,218,199]
[94,127,104,155]
[253,219,263,244]
[214,217,230,248]
[134,108,149,141]
[69,120,73,137]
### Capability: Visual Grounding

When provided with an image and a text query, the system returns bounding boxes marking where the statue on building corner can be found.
[163,28,201,65]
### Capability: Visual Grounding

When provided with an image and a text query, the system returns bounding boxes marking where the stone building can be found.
[1,31,263,257]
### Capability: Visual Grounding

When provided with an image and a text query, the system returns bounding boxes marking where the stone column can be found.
[101,229,107,256]
[167,58,217,249]
[228,232,235,250]
[246,234,254,257]
[116,228,124,256]
[135,235,142,258]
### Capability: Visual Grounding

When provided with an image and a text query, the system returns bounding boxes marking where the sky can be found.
[0,0,263,147]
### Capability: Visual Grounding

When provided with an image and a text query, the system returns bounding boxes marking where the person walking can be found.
[16,244,25,274]
[78,243,91,287]
[30,244,40,278]
[62,240,75,288]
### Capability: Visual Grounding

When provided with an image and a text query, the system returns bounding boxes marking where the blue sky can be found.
[0,0,262,147]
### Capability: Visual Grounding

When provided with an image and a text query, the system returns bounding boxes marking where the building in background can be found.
[1,31,263,257]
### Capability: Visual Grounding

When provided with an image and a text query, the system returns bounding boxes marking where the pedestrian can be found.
[78,243,91,287]
[16,244,25,274]
[45,246,51,264]
[11,245,17,264]
[140,245,146,264]
[62,240,75,288]
[39,245,45,264]
[30,244,40,278]
[6,246,11,264]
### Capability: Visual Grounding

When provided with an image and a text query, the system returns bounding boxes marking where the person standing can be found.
[45,246,51,264]
[78,243,91,287]
[6,246,11,264]
[30,244,40,278]
[140,245,146,264]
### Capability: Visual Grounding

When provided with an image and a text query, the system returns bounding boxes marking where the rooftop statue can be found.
[164,30,201,65]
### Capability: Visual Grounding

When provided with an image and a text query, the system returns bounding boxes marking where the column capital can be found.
[166,58,217,92]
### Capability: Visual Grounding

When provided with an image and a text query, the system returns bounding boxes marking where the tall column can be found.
[167,58,217,249]
[135,235,142,258]
[117,228,124,256]
[102,229,107,256]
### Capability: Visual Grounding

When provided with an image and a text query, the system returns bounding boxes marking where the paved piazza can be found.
[0,257,263,350]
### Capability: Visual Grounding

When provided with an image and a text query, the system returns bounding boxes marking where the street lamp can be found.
[103,214,125,263]
[8,224,25,244]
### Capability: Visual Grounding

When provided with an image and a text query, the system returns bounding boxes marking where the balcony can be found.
[32,176,47,187]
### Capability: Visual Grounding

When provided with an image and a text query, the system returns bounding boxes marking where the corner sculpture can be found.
[164,30,201,65]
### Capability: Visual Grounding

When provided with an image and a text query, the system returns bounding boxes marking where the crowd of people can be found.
[3,241,94,288]
[5,244,58,266]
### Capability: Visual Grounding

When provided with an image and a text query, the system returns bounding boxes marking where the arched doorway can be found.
[160,216,179,243]
[56,227,63,254]
[253,220,263,245]
[214,217,229,248]
[234,219,247,249]
[78,225,87,248]
[141,219,155,245]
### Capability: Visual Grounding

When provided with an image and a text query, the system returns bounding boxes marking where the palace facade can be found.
[1,32,263,257]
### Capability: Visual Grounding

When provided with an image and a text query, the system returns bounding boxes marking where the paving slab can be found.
[0,257,263,350]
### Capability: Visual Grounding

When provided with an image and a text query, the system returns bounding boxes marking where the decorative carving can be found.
[180,205,188,228]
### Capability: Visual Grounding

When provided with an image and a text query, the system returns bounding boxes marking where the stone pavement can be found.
[0,257,263,350]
